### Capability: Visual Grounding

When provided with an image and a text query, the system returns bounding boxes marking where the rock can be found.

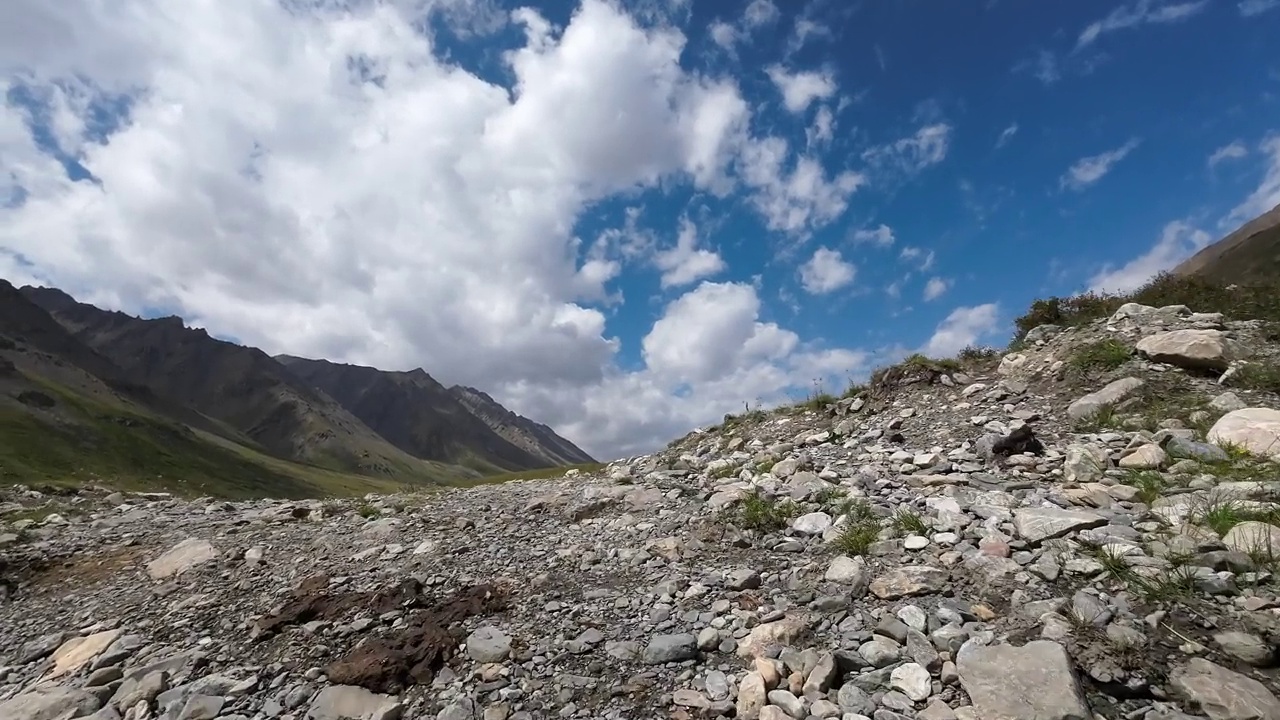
[792,512,833,534]
[0,685,101,720]
[824,555,867,586]
[1164,436,1229,463]
[889,663,932,701]
[465,626,511,663]
[1210,392,1247,413]
[1063,444,1108,484]
[738,617,809,658]
[47,629,123,679]
[1013,507,1106,544]
[957,641,1089,720]
[1209,408,1280,460]
[1067,377,1144,422]
[1118,444,1167,469]
[1169,657,1280,720]
[869,566,948,599]
[737,672,768,720]
[1212,631,1274,666]
[1136,329,1240,372]
[726,568,762,590]
[306,686,402,720]
[642,633,698,664]
[147,538,217,580]
[1222,521,1280,555]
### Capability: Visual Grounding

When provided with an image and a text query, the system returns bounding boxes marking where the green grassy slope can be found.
[0,374,430,499]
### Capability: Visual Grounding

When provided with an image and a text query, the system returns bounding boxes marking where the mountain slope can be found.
[0,281,406,497]
[19,286,468,484]
[276,356,559,473]
[1172,201,1280,284]
[449,385,595,467]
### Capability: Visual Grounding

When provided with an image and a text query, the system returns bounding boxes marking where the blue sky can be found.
[2,0,1279,458]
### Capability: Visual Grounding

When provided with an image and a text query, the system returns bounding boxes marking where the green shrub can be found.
[1069,339,1132,373]
[1232,364,1280,394]
[737,489,799,531]
[831,520,881,556]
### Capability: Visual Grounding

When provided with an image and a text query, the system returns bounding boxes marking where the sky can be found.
[2,0,1280,461]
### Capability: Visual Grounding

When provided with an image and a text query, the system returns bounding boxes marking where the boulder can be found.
[1208,408,1280,460]
[1067,378,1144,422]
[1136,329,1240,371]
[957,641,1090,720]
[1169,657,1280,720]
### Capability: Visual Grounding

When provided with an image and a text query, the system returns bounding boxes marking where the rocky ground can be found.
[3,301,1280,720]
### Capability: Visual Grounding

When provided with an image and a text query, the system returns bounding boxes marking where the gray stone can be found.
[1208,408,1280,461]
[1136,329,1239,372]
[1222,521,1280,555]
[642,633,698,664]
[0,685,101,720]
[825,555,867,585]
[889,662,932,701]
[1067,377,1144,422]
[837,684,876,716]
[1212,631,1273,667]
[1169,658,1280,720]
[306,686,402,720]
[1164,436,1229,463]
[465,626,511,663]
[1013,507,1106,544]
[146,538,217,580]
[957,641,1089,720]
[869,566,948,599]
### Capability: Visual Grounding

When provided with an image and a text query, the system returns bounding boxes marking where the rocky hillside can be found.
[4,299,1280,720]
[276,357,571,475]
[449,386,595,468]
[1173,201,1280,284]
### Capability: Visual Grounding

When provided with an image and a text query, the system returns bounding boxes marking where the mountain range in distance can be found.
[0,282,593,498]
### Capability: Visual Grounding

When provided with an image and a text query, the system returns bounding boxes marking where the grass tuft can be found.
[1069,339,1132,373]
[889,507,930,536]
[737,489,800,531]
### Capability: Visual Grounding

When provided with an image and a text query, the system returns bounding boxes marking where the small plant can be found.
[756,459,777,473]
[1191,495,1247,536]
[710,463,739,480]
[889,507,930,536]
[356,503,381,519]
[737,489,799,531]
[831,520,881,556]
[1122,470,1166,504]
[956,344,999,362]
[1216,439,1256,462]
[1232,363,1280,394]
[833,497,877,523]
[1069,339,1132,373]
[813,486,846,508]
[1074,405,1121,432]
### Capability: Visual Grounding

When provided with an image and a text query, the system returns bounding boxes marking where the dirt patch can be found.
[253,575,509,692]
[3,545,146,599]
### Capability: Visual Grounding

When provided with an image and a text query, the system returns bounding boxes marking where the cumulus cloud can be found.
[0,0,869,460]
[923,304,1001,357]
[798,247,856,294]
[1060,139,1142,191]
[851,224,895,248]
[743,0,780,27]
[1208,140,1248,169]
[923,277,951,301]
[1077,0,1208,48]
[653,218,725,288]
[900,246,936,271]
[1088,220,1212,293]
[709,0,779,53]
[765,65,837,115]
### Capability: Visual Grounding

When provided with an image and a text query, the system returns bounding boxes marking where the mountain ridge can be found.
[1172,201,1280,284]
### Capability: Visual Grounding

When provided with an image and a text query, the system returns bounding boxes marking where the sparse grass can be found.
[1069,339,1132,373]
[889,507,930,536]
[1012,271,1280,344]
[710,463,739,480]
[463,462,606,486]
[1187,493,1280,536]
[842,382,867,399]
[737,489,800,531]
[1216,439,1255,462]
[1074,405,1122,432]
[1081,539,1200,604]
[830,520,881,556]
[1122,470,1166,504]
[956,345,1000,362]
[812,486,846,508]
[833,496,877,523]
[356,503,381,519]
[1231,364,1280,394]
[756,459,777,473]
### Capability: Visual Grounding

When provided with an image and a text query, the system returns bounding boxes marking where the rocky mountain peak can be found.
[4,298,1280,720]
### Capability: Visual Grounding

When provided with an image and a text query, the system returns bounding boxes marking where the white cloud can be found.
[798,247,856,295]
[923,304,1001,357]
[807,105,834,148]
[743,0,780,27]
[852,224,896,248]
[1088,220,1212,293]
[1208,141,1248,169]
[1226,135,1280,225]
[0,0,875,460]
[653,218,725,288]
[1077,0,1208,48]
[787,18,832,55]
[708,20,739,51]
[1060,138,1142,191]
[863,123,953,176]
[765,65,837,115]
[900,246,936,271]
[1240,0,1280,15]
[738,136,865,234]
[923,277,951,301]
[996,123,1019,148]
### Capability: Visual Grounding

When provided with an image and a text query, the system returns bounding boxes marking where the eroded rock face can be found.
[4,300,1280,720]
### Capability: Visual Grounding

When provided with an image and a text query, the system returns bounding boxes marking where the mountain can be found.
[276,356,584,474]
[1172,202,1280,284]
[0,280,418,498]
[448,385,595,468]
[18,286,469,484]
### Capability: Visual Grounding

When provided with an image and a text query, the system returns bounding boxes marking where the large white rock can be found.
[957,641,1090,720]
[1067,377,1144,422]
[1136,329,1240,371]
[1208,408,1280,460]
[147,538,217,580]
[1222,521,1280,555]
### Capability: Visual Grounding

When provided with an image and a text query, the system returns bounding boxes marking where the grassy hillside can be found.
[0,372,440,499]
[1172,202,1280,284]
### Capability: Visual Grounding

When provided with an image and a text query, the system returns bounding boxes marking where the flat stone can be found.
[957,640,1089,720]
[306,686,401,720]
[0,685,101,720]
[824,555,867,585]
[869,566,948,599]
[147,538,217,580]
[1222,521,1280,555]
[1136,329,1240,372]
[792,512,833,534]
[1013,507,1106,544]
[465,626,511,663]
[890,662,932,701]
[1118,444,1167,470]
[737,616,809,659]
[1067,378,1144,422]
[1212,631,1273,666]
[46,630,123,680]
[1169,658,1280,720]
[642,633,698,664]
